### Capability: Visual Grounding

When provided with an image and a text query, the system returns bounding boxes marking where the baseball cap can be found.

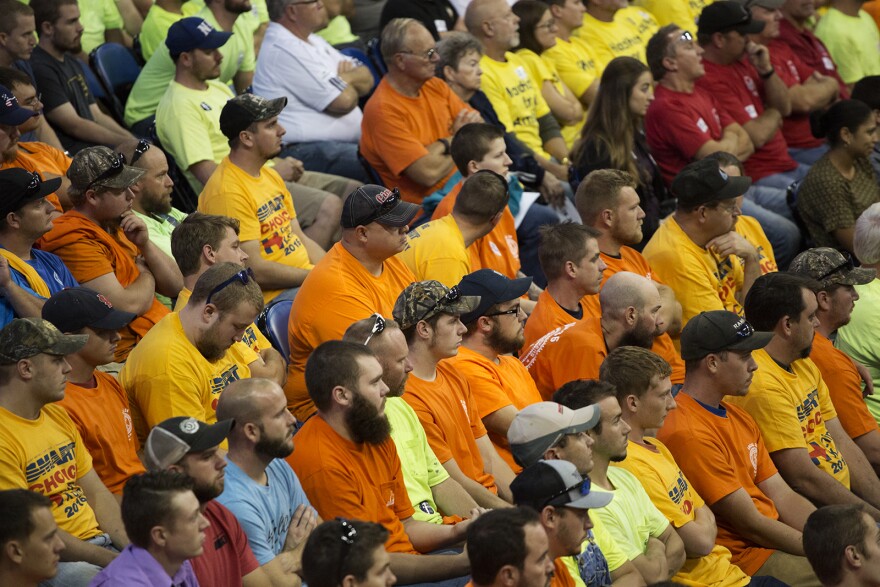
[0,168,62,217]
[143,416,233,470]
[511,460,612,510]
[672,158,752,208]
[165,17,232,58]
[0,84,37,126]
[0,318,88,364]
[42,287,137,333]
[393,280,480,330]
[729,0,785,9]
[458,269,532,324]
[698,1,766,36]
[508,402,601,468]
[341,185,420,228]
[679,310,773,361]
[67,146,145,191]
[219,93,288,140]
[789,248,876,290]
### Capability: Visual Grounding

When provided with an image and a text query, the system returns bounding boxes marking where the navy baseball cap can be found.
[0,84,37,126]
[165,18,232,57]
[459,269,532,324]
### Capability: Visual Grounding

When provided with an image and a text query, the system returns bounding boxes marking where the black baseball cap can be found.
[42,287,136,333]
[341,185,420,228]
[672,158,752,208]
[0,168,62,217]
[459,269,532,324]
[143,417,233,470]
[698,1,766,36]
[511,460,612,511]
[219,93,288,140]
[680,310,773,360]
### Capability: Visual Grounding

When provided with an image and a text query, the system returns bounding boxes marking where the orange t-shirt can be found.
[286,242,415,421]
[432,182,522,279]
[37,210,170,361]
[1,142,71,212]
[652,332,686,385]
[402,361,498,493]
[360,77,469,203]
[811,333,878,440]
[552,558,576,587]
[523,289,584,351]
[287,415,417,554]
[445,346,542,472]
[58,371,145,494]
[657,393,779,575]
[521,317,606,400]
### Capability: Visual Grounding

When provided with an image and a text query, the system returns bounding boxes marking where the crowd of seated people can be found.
[5,0,880,586]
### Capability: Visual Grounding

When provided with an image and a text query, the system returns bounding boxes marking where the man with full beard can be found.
[521,271,664,400]
[729,272,880,518]
[447,269,541,473]
[342,314,481,525]
[121,262,262,442]
[290,340,473,586]
[216,378,317,587]
[144,416,274,586]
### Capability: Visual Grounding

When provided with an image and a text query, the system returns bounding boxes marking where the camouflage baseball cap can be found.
[789,248,875,289]
[393,280,480,330]
[67,146,146,191]
[0,318,88,365]
[220,93,288,140]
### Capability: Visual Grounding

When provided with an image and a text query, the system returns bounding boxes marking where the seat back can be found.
[367,37,387,74]
[257,299,293,363]
[357,149,385,186]
[149,123,200,212]
[89,42,142,123]
[339,46,382,88]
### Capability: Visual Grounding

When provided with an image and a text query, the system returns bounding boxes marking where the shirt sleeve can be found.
[276,39,347,112]
[52,239,116,283]
[158,96,221,170]
[745,379,813,454]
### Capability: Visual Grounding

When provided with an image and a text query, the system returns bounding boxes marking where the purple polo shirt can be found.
[89,544,200,586]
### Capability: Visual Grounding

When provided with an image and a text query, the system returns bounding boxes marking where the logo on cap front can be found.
[179,418,200,434]
[2,93,13,108]
[96,293,113,309]
[197,20,213,36]
[375,188,394,203]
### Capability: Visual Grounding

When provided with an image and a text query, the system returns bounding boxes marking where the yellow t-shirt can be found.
[542,36,600,101]
[736,215,778,275]
[515,48,586,149]
[642,216,745,331]
[619,6,660,43]
[198,157,313,302]
[634,0,712,35]
[728,350,851,489]
[479,52,553,160]
[0,404,102,540]
[396,215,471,287]
[615,438,750,587]
[575,11,649,70]
[121,312,252,443]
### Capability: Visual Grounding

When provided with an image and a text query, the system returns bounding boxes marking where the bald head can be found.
[465,0,519,48]
[465,0,501,35]
[216,378,284,432]
[600,272,660,320]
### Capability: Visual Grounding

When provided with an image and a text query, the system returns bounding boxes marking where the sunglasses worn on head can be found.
[363,313,385,345]
[541,477,591,509]
[130,139,151,166]
[815,251,855,283]
[206,268,255,305]
[336,518,358,584]
[87,152,125,190]
[419,286,462,323]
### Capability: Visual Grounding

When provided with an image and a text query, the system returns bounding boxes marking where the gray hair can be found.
[381,18,418,64]
[267,0,294,22]
[435,32,483,78]
[855,203,880,264]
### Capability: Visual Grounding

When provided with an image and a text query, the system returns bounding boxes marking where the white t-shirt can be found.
[253,22,363,143]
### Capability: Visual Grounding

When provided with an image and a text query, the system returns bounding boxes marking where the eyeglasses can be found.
[815,251,855,283]
[21,92,41,109]
[86,151,125,190]
[361,187,401,225]
[541,476,591,509]
[363,313,385,345]
[398,47,438,61]
[129,139,151,166]
[419,286,462,323]
[535,18,557,30]
[336,518,358,585]
[205,268,255,305]
[485,304,521,318]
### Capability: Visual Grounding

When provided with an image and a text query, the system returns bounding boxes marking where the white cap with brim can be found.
[509,402,601,468]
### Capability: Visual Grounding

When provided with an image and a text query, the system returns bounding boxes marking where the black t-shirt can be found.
[380,0,458,41]
[30,46,96,154]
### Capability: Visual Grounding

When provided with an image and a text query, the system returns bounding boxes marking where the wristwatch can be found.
[439,138,451,156]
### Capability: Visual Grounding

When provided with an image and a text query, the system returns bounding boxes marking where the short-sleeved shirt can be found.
[837,279,880,420]
[615,439,751,586]
[727,349,850,488]
[403,362,498,494]
[798,155,880,249]
[58,372,144,495]
[91,544,199,586]
[254,23,362,144]
[657,393,780,575]
[575,11,648,70]
[120,312,252,443]
[523,289,583,352]
[360,77,466,203]
[132,207,188,261]
[285,242,415,421]
[514,48,585,148]
[0,404,101,540]
[634,0,708,35]
[697,58,798,181]
[396,214,470,286]
[521,317,606,400]
[199,157,313,302]
[79,0,125,55]
[446,346,542,472]
[643,216,744,328]
[768,40,826,150]
[138,2,201,61]
[778,18,849,96]
[287,415,418,553]
[191,500,261,587]
[217,458,313,565]
[385,397,450,525]
[1,141,71,212]
[811,333,879,440]
[480,52,553,160]
[541,36,600,100]
[735,216,777,275]
[815,8,880,84]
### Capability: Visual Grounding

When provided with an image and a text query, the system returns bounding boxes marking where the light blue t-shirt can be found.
[216,458,313,565]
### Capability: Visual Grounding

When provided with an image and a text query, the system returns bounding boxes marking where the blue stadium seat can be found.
[357,149,384,186]
[89,42,142,124]
[339,46,382,89]
[257,299,293,363]
[148,123,200,212]
[367,37,386,74]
